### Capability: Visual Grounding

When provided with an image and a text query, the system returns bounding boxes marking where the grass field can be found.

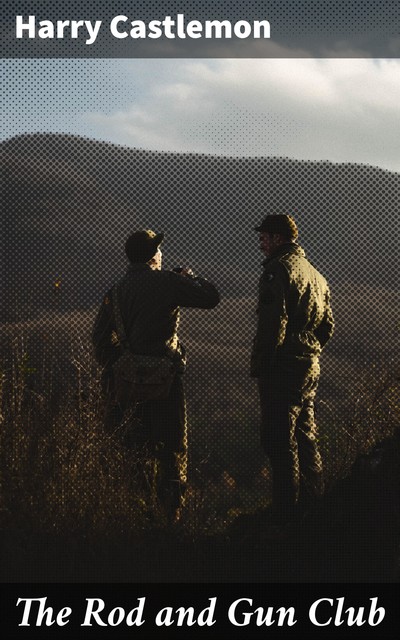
[1,310,399,582]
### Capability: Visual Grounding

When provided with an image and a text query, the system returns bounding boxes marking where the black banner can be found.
[1,1,400,58]
[1,584,399,639]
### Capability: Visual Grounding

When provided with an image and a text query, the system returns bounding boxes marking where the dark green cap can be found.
[255,214,298,240]
[125,229,164,263]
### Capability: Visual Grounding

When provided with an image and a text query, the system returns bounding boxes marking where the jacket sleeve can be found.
[314,288,335,349]
[250,263,289,377]
[171,272,220,309]
[91,290,119,366]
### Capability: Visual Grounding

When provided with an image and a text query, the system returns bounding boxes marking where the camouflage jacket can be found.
[92,263,220,370]
[250,243,334,377]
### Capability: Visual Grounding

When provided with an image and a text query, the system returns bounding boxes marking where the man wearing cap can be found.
[251,215,334,523]
[92,229,220,523]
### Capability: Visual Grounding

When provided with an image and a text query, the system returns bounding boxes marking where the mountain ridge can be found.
[2,132,399,322]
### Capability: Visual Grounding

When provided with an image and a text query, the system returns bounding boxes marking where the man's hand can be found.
[180,267,194,277]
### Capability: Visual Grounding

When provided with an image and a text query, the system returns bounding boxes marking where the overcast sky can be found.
[3,57,400,173]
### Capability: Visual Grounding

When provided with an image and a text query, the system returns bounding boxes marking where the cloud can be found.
[85,58,400,172]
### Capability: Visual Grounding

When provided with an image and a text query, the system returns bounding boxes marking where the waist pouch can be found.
[112,352,175,404]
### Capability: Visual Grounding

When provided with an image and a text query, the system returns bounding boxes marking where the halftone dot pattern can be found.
[2,59,138,140]
[3,126,399,502]
[1,5,400,563]
[1,23,399,595]
[2,1,400,57]
[183,102,301,156]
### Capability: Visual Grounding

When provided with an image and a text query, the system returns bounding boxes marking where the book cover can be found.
[1,1,399,638]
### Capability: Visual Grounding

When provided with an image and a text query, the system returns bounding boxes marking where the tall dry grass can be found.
[0,321,399,545]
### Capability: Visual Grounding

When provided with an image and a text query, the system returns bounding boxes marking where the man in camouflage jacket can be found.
[251,215,334,522]
[92,229,220,522]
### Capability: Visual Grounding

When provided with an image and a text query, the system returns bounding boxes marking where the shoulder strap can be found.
[112,284,129,350]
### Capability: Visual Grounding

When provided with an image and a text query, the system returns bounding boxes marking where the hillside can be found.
[2,133,399,324]
[1,133,400,584]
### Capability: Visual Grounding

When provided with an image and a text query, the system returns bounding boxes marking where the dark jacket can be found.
[251,243,334,377]
[92,263,220,369]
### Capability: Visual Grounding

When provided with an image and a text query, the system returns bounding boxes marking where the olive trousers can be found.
[103,371,187,518]
[258,357,324,518]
